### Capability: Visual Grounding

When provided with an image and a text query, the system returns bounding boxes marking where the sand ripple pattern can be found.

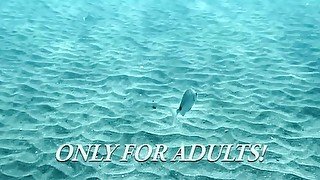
[0,0,320,179]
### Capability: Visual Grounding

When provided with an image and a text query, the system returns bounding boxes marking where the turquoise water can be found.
[1,0,320,179]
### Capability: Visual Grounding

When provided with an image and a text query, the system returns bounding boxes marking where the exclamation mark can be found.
[259,145,268,162]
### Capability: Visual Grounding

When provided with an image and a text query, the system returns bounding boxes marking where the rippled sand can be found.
[0,0,320,179]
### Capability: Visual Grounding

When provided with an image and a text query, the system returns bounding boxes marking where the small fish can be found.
[176,89,197,116]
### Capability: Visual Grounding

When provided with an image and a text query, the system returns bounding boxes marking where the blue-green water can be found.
[0,0,320,179]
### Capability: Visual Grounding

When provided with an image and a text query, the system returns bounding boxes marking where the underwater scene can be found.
[0,0,320,179]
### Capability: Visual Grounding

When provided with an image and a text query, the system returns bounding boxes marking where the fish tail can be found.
[169,108,178,124]
[176,108,180,115]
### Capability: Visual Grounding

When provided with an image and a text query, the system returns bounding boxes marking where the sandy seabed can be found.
[0,0,320,179]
